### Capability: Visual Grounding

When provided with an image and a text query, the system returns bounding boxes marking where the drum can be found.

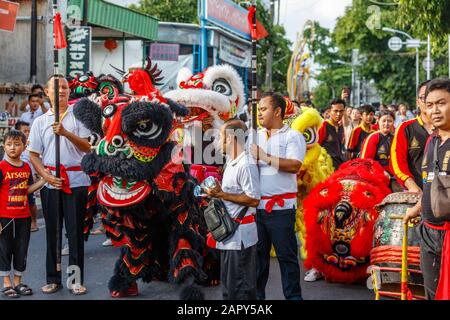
[370,192,425,299]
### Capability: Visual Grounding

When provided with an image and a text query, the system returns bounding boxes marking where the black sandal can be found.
[2,287,19,298]
[14,284,33,296]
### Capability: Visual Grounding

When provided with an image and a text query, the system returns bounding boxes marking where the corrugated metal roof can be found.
[69,0,158,40]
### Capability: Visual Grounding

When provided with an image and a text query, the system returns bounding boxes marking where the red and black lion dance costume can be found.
[73,59,216,298]
[303,159,391,283]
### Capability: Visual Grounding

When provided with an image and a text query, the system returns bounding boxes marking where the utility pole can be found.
[264,0,275,91]
[30,0,37,83]
[200,0,208,70]
[427,34,431,80]
[82,0,88,26]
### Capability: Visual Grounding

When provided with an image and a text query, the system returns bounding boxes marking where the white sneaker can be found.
[61,244,69,256]
[102,238,112,247]
[304,268,323,282]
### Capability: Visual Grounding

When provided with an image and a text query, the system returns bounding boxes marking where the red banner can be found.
[0,0,19,33]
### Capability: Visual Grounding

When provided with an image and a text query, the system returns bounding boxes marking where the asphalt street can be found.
[13,214,375,300]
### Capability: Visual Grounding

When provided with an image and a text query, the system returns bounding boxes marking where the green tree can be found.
[398,0,450,77]
[252,1,292,93]
[129,0,198,23]
[306,22,352,109]
[333,0,418,106]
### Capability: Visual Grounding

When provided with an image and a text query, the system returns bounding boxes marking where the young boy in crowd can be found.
[0,131,45,298]
[14,121,39,232]
[347,104,376,159]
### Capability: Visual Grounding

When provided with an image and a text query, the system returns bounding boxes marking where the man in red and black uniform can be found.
[404,78,450,300]
[318,98,346,170]
[347,104,375,159]
[390,80,434,193]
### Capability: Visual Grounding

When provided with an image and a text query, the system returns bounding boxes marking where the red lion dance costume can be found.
[73,58,217,298]
[303,159,391,283]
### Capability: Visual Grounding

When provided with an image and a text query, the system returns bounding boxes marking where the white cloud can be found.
[279,0,352,43]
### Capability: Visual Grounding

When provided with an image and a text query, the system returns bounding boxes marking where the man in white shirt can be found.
[205,119,260,300]
[19,84,50,114]
[28,75,92,295]
[250,92,305,300]
[19,94,44,128]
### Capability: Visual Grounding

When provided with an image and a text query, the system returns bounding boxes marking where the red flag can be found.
[247,6,269,40]
[53,12,67,49]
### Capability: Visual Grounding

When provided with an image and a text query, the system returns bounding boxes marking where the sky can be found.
[108,0,353,43]
[278,0,352,43]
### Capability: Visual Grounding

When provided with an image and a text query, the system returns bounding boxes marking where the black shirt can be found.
[318,120,345,170]
[421,135,450,225]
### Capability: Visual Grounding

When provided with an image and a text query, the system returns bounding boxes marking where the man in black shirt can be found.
[404,78,450,300]
[318,99,346,170]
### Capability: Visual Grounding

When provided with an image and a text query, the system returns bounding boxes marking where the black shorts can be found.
[0,217,32,276]
[28,193,35,206]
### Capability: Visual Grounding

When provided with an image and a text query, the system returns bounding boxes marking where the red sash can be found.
[261,192,297,213]
[45,165,82,194]
[206,214,256,248]
[424,221,450,300]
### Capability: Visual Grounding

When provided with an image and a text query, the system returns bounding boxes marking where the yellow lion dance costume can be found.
[290,106,334,259]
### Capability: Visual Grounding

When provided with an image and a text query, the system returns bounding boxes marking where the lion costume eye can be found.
[303,127,317,145]
[212,79,232,96]
[133,120,162,139]
[103,104,117,118]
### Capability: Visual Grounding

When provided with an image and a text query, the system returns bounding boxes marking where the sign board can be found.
[205,0,251,40]
[219,36,251,68]
[406,39,421,49]
[388,36,403,52]
[66,26,92,77]
[150,43,180,61]
[422,58,435,72]
[0,0,19,32]
[0,113,18,126]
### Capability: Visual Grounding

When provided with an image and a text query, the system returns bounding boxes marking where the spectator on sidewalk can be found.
[19,84,49,114]
[347,104,375,159]
[394,103,415,128]
[14,121,38,232]
[5,96,19,117]
[0,130,45,298]
[318,98,346,170]
[19,94,44,128]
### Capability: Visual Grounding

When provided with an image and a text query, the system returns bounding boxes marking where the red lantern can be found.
[104,38,118,52]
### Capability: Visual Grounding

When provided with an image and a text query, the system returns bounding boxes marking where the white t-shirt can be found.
[27,106,91,189]
[254,125,305,211]
[19,108,43,127]
[216,151,260,250]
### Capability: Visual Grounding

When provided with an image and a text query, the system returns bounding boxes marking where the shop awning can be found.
[69,0,158,40]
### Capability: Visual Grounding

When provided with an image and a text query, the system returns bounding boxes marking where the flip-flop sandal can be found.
[14,284,33,296]
[41,283,62,294]
[2,287,19,298]
[70,285,87,295]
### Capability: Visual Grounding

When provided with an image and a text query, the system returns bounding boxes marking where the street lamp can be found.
[382,27,431,91]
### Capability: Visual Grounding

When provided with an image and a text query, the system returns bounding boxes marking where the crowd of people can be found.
[0,74,449,300]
